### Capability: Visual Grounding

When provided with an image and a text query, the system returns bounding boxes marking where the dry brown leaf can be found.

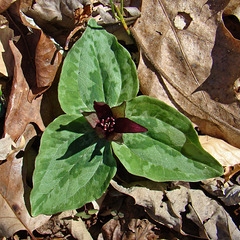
[0,124,50,238]
[3,40,45,141]
[133,0,240,148]
[188,188,240,239]
[111,180,240,239]
[35,30,62,89]
[3,1,62,140]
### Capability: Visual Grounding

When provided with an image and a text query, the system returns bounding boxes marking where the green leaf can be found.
[30,114,117,216]
[112,95,223,182]
[58,18,139,114]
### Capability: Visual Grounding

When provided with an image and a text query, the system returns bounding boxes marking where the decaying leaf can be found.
[35,210,93,239]
[0,124,50,238]
[133,0,240,148]
[111,180,240,239]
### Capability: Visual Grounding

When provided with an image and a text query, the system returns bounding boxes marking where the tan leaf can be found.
[199,135,240,166]
[132,0,240,148]
[0,124,50,238]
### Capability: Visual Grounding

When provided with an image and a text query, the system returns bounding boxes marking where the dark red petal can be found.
[114,118,148,133]
[94,101,113,119]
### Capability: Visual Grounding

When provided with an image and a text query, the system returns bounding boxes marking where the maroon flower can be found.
[82,101,147,143]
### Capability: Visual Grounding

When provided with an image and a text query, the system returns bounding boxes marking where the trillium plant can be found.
[30,19,223,216]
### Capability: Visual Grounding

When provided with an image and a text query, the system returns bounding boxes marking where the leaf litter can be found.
[133,0,240,148]
[0,0,239,239]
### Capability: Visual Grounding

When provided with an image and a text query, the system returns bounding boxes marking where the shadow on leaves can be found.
[57,132,98,160]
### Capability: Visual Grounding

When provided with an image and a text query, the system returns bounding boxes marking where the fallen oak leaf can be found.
[4,40,45,141]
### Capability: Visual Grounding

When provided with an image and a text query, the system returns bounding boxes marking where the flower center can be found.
[97,117,116,132]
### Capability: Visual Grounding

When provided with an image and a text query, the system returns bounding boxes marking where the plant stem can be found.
[110,0,120,20]
[114,5,130,35]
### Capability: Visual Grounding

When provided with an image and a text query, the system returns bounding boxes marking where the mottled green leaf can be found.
[112,96,223,181]
[30,114,117,216]
[58,19,138,114]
